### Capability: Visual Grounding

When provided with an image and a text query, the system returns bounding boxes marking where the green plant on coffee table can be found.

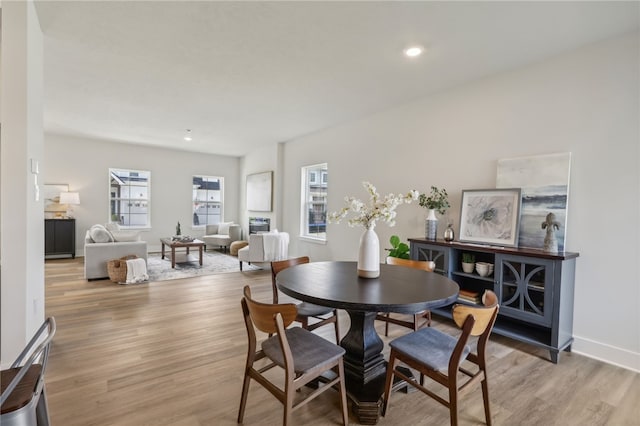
[386,235,410,259]
[462,253,475,264]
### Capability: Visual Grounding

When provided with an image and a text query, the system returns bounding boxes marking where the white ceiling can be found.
[34,1,639,157]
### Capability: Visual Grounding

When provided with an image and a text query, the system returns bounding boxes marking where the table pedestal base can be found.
[341,311,387,425]
[345,374,386,425]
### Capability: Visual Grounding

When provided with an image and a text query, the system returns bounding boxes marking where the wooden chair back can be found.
[270,256,310,303]
[377,256,435,335]
[242,286,297,335]
[482,289,498,307]
[452,290,499,336]
[238,286,348,425]
[385,256,434,272]
[382,291,499,425]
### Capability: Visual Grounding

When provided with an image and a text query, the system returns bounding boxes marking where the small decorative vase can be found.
[358,226,380,278]
[425,209,438,240]
[443,224,455,242]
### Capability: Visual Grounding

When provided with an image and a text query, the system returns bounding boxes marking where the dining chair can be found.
[1,317,57,426]
[375,256,434,336]
[238,286,349,426]
[382,290,499,426]
[271,257,340,343]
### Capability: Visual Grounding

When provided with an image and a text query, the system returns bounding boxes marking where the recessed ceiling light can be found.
[184,129,192,141]
[404,46,424,58]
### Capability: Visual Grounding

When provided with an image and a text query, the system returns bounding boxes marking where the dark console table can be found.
[409,238,579,363]
[45,218,76,259]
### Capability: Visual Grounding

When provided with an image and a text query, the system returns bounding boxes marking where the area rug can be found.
[146,250,260,282]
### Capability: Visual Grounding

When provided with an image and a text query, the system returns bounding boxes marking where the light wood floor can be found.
[44,258,638,425]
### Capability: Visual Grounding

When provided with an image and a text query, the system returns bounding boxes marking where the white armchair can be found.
[201,222,242,252]
[238,232,290,271]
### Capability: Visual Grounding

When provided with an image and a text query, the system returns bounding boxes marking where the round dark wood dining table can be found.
[276,261,459,425]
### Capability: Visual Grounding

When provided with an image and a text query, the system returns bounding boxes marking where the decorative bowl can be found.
[475,262,493,277]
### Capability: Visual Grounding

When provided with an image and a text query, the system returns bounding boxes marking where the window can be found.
[301,163,327,240]
[109,169,150,228]
[193,176,223,226]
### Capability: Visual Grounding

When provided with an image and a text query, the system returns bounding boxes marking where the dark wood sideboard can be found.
[409,238,579,363]
[45,219,76,259]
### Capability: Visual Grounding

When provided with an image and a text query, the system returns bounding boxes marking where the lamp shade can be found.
[59,192,80,205]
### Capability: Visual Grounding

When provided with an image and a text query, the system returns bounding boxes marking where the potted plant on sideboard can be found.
[461,252,476,273]
[418,186,450,240]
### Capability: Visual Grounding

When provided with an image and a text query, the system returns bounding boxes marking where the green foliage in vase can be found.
[462,253,475,263]
[386,235,410,259]
[418,186,450,215]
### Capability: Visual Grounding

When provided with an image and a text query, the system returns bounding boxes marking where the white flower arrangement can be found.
[328,182,419,230]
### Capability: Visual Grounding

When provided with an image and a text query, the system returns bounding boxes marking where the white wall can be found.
[280,33,639,370]
[44,134,241,253]
[0,1,46,364]
[239,143,281,236]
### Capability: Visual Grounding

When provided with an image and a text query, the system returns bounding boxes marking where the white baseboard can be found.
[572,335,640,373]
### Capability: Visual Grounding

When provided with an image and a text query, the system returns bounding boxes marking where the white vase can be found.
[425,209,438,240]
[358,226,380,278]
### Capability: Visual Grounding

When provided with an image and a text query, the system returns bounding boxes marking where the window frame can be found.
[192,175,225,228]
[300,163,328,243]
[109,168,151,229]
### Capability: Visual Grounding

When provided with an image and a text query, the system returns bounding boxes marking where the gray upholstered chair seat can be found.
[296,302,334,317]
[389,327,471,372]
[262,327,345,374]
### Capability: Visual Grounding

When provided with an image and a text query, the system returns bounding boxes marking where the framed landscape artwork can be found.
[246,171,273,212]
[496,152,571,251]
[43,184,69,218]
[459,188,522,247]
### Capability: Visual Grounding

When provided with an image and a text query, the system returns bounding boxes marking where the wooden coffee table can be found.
[160,238,205,268]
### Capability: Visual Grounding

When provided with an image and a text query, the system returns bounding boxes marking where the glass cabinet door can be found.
[497,254,553,327]
[411,243,449,275]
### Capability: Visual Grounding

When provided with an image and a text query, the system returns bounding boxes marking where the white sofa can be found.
[238,232,289,271]
[201,223,242,252]
[84,224,148,280]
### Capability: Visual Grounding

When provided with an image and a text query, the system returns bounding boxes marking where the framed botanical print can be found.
[459,188,521,247]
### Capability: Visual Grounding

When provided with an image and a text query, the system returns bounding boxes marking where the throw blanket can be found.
[124,258,148,284]
[262,232,289,261]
